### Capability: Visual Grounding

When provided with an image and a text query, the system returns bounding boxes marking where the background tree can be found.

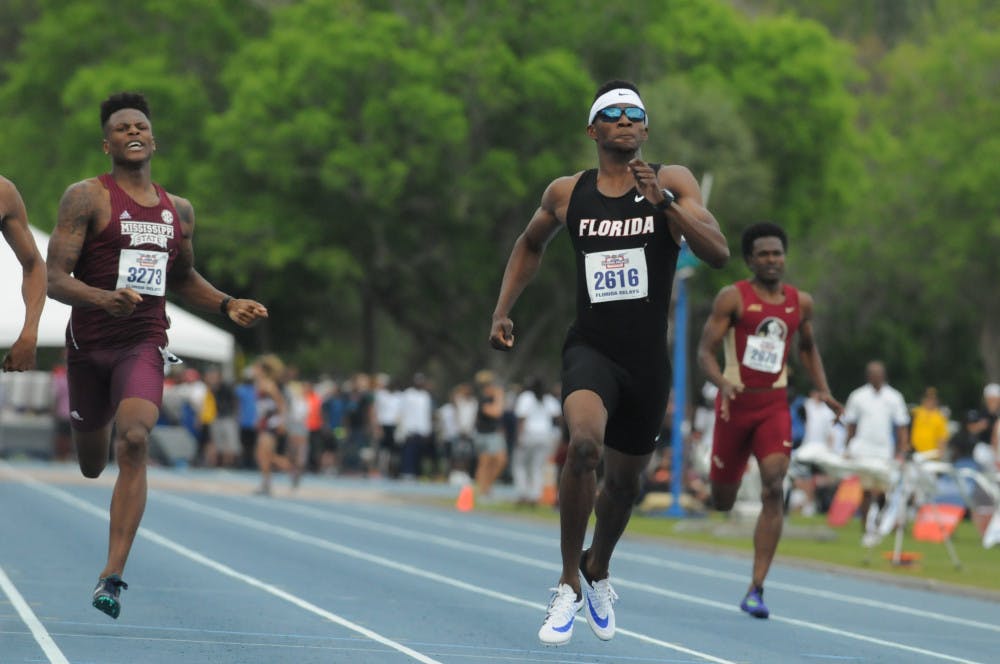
[0,0,996,407]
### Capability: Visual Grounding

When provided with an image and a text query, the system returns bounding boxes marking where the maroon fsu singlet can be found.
[68,174,183,351]
[722,280,801,390]
[710,280,803,483]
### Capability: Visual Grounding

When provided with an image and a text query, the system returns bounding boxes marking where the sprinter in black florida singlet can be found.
[489,79,729,648]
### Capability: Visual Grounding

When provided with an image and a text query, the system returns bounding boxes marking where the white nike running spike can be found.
[581,574,618,641]
[538,584,584,646]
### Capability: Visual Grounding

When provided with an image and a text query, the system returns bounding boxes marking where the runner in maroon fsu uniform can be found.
[46,92,268,619]
[697,222,842,619]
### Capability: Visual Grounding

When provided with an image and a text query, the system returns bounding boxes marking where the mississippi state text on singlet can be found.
[68,174,183,350]
[564,168,680,368]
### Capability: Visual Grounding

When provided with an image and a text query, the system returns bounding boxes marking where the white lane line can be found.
[0,465,441,664]
[351,503,1000,634]
[0,565,71,664]
[235,496,985,664]
[152,492,734,664]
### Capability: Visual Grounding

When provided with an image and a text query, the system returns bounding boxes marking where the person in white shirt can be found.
[842,360,909,537]
[438,383,478,484]
[513,378,562,505]
[396,373,434,478]
[373,373,402,476]
[789,389,839,516]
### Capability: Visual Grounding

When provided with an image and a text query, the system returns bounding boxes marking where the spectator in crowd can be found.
[842,360,909,543]
[973,383,1000,445]
[950,409,985,470]
[788,389,839,516]
[342,373,377,474]
[689,382,718,481]
[436,389,461,483]
[436,383,472,484]
[971,383,1000,471]
[320,380,347,474]
[205,367,239,468]
[235,366,258,469]
[175,368,209,463]
[512,377,561,505]
[473,370,506,499]
[910,387,949,457]
[284,380,309,488]
[254,354,289,496]
[501,381,521,482]
[397,373,434,479]
[373,373,402,477]
[304,380,325,473]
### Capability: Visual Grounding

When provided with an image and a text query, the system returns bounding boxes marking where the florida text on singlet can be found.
[564,168,680,367]
[67,173,183,350]
[722,280,801,390]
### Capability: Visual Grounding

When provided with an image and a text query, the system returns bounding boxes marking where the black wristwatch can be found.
[654,189,677,211]
[219,295,233,316]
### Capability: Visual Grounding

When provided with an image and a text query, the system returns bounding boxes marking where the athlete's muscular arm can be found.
[489,176,574,351]
[167,196,268,328]
[1,178,46,371]
[48,180,142,316]
[629,160,729,268]
[697,285,743,421]
[796,292,843,418]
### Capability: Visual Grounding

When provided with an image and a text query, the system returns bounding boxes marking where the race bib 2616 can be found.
[584,247,648,303]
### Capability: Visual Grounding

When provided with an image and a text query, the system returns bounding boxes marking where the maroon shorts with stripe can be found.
[709,389,791,484]
[67,342,165,432]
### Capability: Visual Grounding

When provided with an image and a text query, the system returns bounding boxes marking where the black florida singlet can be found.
[563,168,680,371]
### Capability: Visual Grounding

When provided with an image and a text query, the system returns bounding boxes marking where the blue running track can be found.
[1,461,998,663]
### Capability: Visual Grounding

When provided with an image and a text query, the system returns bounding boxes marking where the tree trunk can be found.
[361,281,377,373]
[979,314,1000,383]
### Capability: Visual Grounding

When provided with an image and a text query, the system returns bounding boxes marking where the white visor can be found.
[588,88,647,125]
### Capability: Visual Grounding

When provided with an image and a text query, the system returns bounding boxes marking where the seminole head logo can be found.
[755,317,788,342]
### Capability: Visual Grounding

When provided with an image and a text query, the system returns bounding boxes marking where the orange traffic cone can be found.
[539,458,558,507]
[456,484,475,512]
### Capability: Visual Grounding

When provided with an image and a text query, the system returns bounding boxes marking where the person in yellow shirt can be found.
[910,387,949,456]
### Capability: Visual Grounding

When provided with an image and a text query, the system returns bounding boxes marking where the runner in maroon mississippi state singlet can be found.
[46,92,268,621]
[64,173,184,430]
[68,173,181,352]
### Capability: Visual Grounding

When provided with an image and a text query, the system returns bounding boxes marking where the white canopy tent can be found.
[1,225,235,368]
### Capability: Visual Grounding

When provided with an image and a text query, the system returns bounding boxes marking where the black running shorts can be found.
[560,341,670,456]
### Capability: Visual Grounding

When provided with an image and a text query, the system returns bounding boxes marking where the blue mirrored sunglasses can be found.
[595,106,646,123]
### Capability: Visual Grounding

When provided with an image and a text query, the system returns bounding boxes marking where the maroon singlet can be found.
[721,280,802,390]
[67,174,182,350]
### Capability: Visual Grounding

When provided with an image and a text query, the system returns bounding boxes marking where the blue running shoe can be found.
[92,575,128,619]
[740,586,769,619]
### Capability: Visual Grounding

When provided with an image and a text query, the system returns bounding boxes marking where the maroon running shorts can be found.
[66,342,165,432]
[709,389,791,484]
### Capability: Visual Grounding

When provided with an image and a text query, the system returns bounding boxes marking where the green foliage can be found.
[2,0,994,400]
[0,0,266,220]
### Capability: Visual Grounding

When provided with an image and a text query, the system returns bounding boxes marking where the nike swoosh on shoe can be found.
[587,596,610,629]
